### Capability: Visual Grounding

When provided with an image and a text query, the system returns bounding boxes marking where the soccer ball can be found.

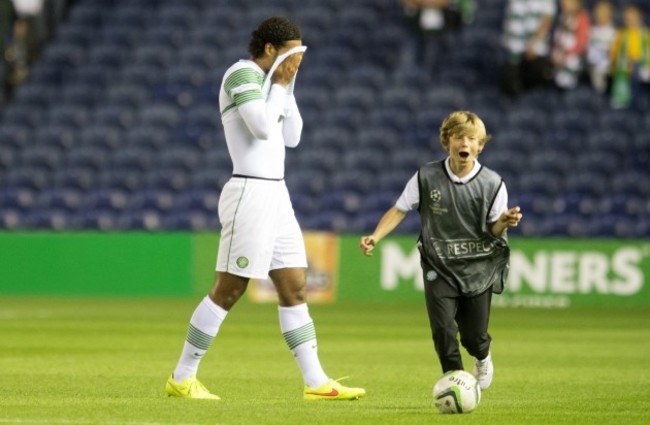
[433,370,481,414]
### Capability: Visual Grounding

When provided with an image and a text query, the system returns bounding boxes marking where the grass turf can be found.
[0,297,648,425]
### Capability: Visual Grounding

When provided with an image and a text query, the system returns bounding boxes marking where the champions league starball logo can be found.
[429,189,448,215]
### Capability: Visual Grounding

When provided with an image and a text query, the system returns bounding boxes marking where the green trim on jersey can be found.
[221,67,264,115]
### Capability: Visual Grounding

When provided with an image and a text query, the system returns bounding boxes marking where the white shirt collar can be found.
[444,157,481,184]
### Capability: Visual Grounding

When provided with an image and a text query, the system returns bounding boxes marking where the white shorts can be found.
[216,176,307,279]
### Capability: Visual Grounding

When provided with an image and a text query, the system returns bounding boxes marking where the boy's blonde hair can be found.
[439,110,491,149]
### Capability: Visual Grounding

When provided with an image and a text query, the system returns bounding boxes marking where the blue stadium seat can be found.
[5,166,52,190]
[98,167,147,192]
[118,209,164,231]
[19,145,63,170]
[24,209,72,230]
[341,147,386,174]
[47,104,89,129]
[87,44,127,69]
[2,104,46,128]
[79,125,123,150]
[144,168,190,192]
[158,146,202,171]
[320,191,363,215]
[106,83,151,107]
[65,145,110,170]
[285,170,327,196]
[93,104,136,129]
[34,188,83,212]
[138,103,181,129]
[61,83,102,107]
[175,189,220,215]
[119,64,163,89]
[132,44,175,68]
[80,189,130,212]
[163,210,220,231]
[52,166,97,191]
[110,146,156,171]
[128,189,176,212]
[73,209,121,231]
[124,126,171,150]
[0,187,36,211]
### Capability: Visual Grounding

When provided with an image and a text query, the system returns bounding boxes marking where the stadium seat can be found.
[34,188,83,212]
[65,145,110,171]
[0,187,36,211]
[52,166,98,191]
[19,145,64,170]
[2,104,46,128]
[5,166,52,191]
[79,125,123,150]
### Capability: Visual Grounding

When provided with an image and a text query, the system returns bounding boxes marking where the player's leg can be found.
[456,289,493,389]
[269,185,364,400]
[165,272,248,399]
[270,267,365,400]
[422,266,464,372]
[166,177,274,399]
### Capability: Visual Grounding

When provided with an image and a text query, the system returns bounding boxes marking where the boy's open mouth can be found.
[459,152,470,159]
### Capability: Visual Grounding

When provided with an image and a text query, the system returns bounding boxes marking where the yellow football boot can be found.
[303,378,366,401]
[165,374,221,400]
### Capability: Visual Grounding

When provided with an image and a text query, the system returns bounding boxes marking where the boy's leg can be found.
[456,289,492,360]
[423,269,463,373]
[456,289,494,389]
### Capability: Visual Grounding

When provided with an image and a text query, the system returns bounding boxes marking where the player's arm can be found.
[235,85,287,140]
[360,207,407,256]
[282,94,302,148]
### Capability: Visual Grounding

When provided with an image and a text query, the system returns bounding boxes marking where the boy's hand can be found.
[359,235,377,256]
[499,206,522,228]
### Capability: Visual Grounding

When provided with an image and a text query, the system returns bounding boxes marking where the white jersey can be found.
[219,60,302,179]
[395,158,508,223]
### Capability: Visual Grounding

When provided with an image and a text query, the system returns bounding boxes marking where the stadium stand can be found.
[0,0,648,236]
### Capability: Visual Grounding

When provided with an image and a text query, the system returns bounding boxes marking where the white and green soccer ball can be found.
[433,370,481,414]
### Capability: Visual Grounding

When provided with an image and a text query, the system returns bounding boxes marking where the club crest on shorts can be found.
[236,257,249,268]
[426,270,438,282]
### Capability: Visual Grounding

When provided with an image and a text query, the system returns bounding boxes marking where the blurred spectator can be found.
[4,0,71,101]
[586,0,616,93]
[501,0,557,96]
[5,15,31,97]
[550,0,590,90]
[610,3,650,108]
[401,0,475,67]
[0,0,17,107]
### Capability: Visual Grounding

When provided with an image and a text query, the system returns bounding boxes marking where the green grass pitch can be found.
[1,296,648,425]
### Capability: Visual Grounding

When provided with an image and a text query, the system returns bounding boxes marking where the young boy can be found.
[359,111,522,390]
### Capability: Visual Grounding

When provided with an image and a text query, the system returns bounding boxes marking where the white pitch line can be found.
[0,419,214,425]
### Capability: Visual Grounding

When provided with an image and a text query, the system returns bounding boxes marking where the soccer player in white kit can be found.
[165,17,365,401]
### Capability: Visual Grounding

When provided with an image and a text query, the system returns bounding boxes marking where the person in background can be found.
[551,0,591,90]
[610,3,650,108]
[401,0,474,68]
[501,0,557,96]
[0,0,17,106]
[586,0,617,93]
